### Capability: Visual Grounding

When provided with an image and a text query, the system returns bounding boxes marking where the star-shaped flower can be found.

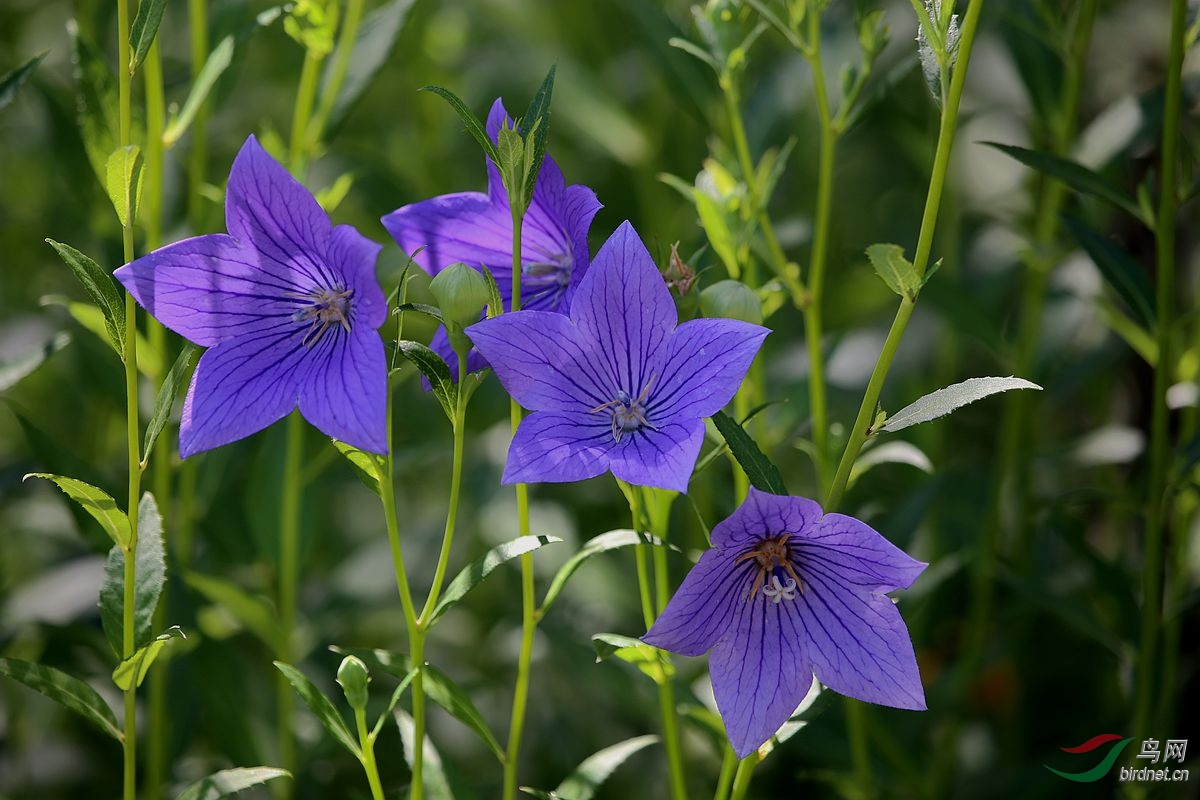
[466,221,768,492]
[643,487,927,758]
[114,135,388,458]
[381,98,602,378]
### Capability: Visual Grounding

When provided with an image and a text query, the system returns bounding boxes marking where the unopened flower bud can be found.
[430,263,490,328]
[701,280,763,325]
[336,655,371,711]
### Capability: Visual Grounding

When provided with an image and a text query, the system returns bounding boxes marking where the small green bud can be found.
[336,655,370,711]
[430,263,491,328]
[701,279,764,325]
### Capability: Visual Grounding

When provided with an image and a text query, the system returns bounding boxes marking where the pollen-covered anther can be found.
[590,376,657,442]
[736,534,804,601]
[288,286,354,347]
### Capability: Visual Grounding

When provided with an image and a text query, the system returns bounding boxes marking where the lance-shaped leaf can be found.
[540,529,666,615]
[848,441,934,489]
[711,411,787,495]
[482,265,504,319]
[866,243,921,299]
[333,440,384,495]
[128,0,168,74]
[521,735,659,800]
[112,626,185,690]
[0,332,71,393]
[274,662,361,758]
[100,493,166,654]
[694,190,739,279]
[46,240,125,354]
[395,340,458,421]
[175,767,292,800]
[1064,215,1156,329]
[105,145,144,228]
[519,64,556,209]
[0,658,122,741]
[426,535,562,626]
[70,23,118,181]
[143,344,198,460]
[371,667,418,740]
[185,572,282,652]
[395,710,456,800]
[25,473,130,548]
[983,142,1145,222]
[593,633,673,685]
[318,0,416,135]
[163,36,234,147]
[0,52,46,113]
[420,84,500,163]
[877,376,1042,433]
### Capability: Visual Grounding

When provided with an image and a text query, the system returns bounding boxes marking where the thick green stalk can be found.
[713,746,738,800]
[728,757,758,800]
[308,0,366,149]
[732,386,751,501]
[504,206,537,800]
[186,0,209,230]
[824,0,986,512]
[289,51,322,178]
[355,706,387,800]
[276,412,304,789]
[1134,0,1186,743]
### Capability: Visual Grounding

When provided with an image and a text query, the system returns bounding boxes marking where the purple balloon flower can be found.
[643,487,927,758]
[380,98,602,378]
[466,221,768,492]
[114,135,388,458]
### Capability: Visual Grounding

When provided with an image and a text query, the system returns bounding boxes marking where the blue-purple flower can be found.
[114,136,388,458]
[466,221,768,492]
[643,488,927,757]
[380,98,602,378]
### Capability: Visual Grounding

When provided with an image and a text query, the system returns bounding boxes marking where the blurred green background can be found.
[0,0,1195,797]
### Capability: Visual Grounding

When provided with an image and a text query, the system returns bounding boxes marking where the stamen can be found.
[589,377,657,442]
[737,534,803,602]
[286,286,354,348]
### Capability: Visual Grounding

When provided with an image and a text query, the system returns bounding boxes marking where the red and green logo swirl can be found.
[1044,734,1134,782]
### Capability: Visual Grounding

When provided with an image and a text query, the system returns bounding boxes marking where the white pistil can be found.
[762,575,798,604]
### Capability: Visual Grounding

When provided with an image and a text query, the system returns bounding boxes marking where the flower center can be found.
[589,378,657,443]
[287,286,354,347]
[734,535,804,603]
[522,251,573,307]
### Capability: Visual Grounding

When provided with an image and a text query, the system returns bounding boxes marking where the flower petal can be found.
[647,318,769,421]
[179,328,308,458]
[115,234,301,346]
[711,487,824,550]
[329,224,386,330]
[607,418,704,493]
[789,565,926,711]
[429,325,490,383]
[381,191,512,278]
[298,328,388,454]
[467,311,610,412]
[502,410,613,485]
[643,548,749,656]
[224,135,335,290]
[709,588,816,759]
[795,514,927,592]
[570,221,676,394]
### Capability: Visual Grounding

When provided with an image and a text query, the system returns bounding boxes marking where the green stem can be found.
[713,746,738,800]
[186,0,209,230]
[846,701,872,789]
[504,205,536,800]
[355,707,387,800]
[732,387,751,502]
[289,51,323,179]
[276,412,303,788]
[825,0,986,513]
[1134,0,1186,744]
[728,757,758,800]
[308,0,366,149]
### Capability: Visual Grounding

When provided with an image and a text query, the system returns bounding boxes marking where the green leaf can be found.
[711,411,788,495]
[427,535,562,626]
[541,529,660,615]
[333,440,383,495]
[519,64,556,210]
[274,662,361,758]
[100,493,167,655]
[866,243,920,299]
[41,299,161,376]
[1063,215,1157,329]
[185,572,281,651]
[422,663,505,762]
[395,710,456,800]
[46,240,125,355]
[982,142,1145,222]
[482,265,504,319]
[174,767,292,800]
[128,0,168,73]
[543,735,659,800]
[877,376,1042,433]
[848,441,933,489]
[143,344,198,461]
[694,190,739,279]
[395,340,458,422]
[25,473,130,548]
[112,626,185,690]
[0,658,122,741]
[420,84,500,163]
[395,302,445,324]
[592,634,672,685]
[371,667,418,740]
[313,172,354,213]
[0,332,71,393]
[755,137,797,207]
[70,23,118,182]
[0,52,47,113]
[319,0,416,135]
[163,36,234,147]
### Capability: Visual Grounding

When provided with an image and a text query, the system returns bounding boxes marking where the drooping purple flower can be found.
[114,135,388,458]
[643,487,927,758]
[466,221,767,492]
[380,98,602,379]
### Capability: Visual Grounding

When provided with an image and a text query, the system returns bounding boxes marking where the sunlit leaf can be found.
[332,440,383,496]
[70,22,118,181]
[174,767,291,800]
[185,572,281,652]
[163,36,234,147]
[427,535,562,626]
[540,529,663,615]
[877,376,1042,433]
[395,710,456,800]
[45,240,125,355]
[25,473,130,549]
[100,492,166,655]
[319,0,415,135]
[866,243,920,299]
[0,658,122,741]
[0,332,71,393]
[519,64,556,209]
[395,340,457,421]
[711,411,787,494]
[848,441,934,489]
[143,344,197,461]
[112,626,185,690]
[983,142,1145,222]
[128,0,168,73]
[420,84,500,163]
[422,663,506,761]
[274,661,361,758]
[552,735,659,799]
[592,633,673,684]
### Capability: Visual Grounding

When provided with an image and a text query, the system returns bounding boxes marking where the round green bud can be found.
[336,655,371,711]
[700,280,763,325]
[430,263,491,328]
